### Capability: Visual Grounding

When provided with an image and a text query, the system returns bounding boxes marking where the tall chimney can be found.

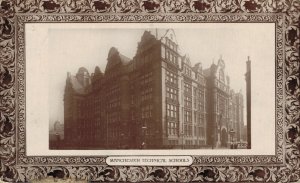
[245,56,251,149]
[247,56,251,72]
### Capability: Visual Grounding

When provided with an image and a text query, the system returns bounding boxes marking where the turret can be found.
[76,67,90,87]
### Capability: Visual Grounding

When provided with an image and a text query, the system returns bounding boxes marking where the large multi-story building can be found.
[62,29,246,149]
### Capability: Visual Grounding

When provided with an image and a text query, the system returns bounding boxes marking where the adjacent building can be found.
[49,121,64,149]
[62,29,247,149]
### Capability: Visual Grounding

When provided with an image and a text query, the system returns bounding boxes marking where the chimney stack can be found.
[246,56,251,72]
[245,56,251,149]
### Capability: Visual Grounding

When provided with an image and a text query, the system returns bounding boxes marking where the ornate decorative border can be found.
[0,0,299,182]
[14,13,284,166]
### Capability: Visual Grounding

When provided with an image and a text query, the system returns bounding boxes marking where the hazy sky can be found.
[47,23,275,125]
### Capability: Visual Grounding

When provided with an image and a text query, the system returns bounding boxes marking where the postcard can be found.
[0,0,299,182]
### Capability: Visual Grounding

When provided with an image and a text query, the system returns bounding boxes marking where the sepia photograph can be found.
[46,25,259,150]
[1,0,297,181]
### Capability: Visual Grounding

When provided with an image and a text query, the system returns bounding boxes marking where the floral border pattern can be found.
[15,13,284,166]
[0,0,299,182]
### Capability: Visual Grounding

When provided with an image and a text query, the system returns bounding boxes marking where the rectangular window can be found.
[184,82,192,93]
[140,72,153,85]
[166,70,178,85]
[184,67,192,77]
[188,125,193,136]
[184,110,192,123]
[168,53,177,65]
[141,87,153,102]
[168,122,178,136]
[166,87,178,101]
[184,124,188,136]
[161,45,165,59]
[166,50,170,60]
[167,103,178,119]
[184,96,192,108]
[141,104,153,119]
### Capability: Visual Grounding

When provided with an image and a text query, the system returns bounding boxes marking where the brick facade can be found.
[62,29,246,149]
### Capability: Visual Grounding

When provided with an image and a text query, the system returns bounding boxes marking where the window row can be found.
[194,126,205,138]
[141,87,153,102]
[166,87,178,100]
[165,37,178,51]
[108,128,121,138]
[167,103,178,118]
[166,70,178,85]
[184,95,192,108]
[194,112,205,125]
[141,54,151,65]
[183,66,192,77]
[184,110,192,123]
[166,50,178,65]
[184,124,193,136]
[185,140,193,145]
[141,93,152,102]
[168,140,178,145]
[108,97,121,108]
[140,72,153,85]
[107,112,120,123]
[107,85,120,97]
[184,82,192,93]
[168,122,178,136]
[141,105,153,119]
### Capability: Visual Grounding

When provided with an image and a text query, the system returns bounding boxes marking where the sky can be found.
[47,23,275,126]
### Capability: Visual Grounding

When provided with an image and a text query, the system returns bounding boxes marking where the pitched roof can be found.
[105,47,132,73]
[119,53,131,65]
[69,76,86,94]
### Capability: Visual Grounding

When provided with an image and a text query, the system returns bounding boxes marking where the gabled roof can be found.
[105,47,132,73]
[94,66,103,75]
[119,54,131,65]
[160,29,179,45]
[69,76,86,94]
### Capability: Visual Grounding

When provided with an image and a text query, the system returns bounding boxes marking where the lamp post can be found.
[154,130,159,149]
[55,133,60,149]
[181,131,184,149]
[229,128,235,149]
[106,113,108,148]
[141,126,147,149]
[119,133,124,148]
[215,112,223,148]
